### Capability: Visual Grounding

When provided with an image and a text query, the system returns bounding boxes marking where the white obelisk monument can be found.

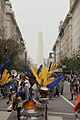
[37,32,44,67]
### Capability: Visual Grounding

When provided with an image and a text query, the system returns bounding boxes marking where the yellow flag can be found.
[5,77,12,84]
[0,69,8,83]
[0,69,12,84]
[31,64,56,87]
[47,71,54,79]
[46,78,55,86]
[1,73,11,84]
[1,69,8,81]
[31,67,41,85]
[50,63,56,71]
[41,67,48,86]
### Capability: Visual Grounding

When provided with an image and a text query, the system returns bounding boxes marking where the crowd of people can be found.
[49,73,80,100]
[7,72,39,120]
[65,74,80,101]
[1,71,80,120]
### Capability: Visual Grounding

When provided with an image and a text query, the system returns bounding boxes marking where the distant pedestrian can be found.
[6,91,12,105]
[59,81,64,95]
[1,85,5,98]
[54,86,59,97]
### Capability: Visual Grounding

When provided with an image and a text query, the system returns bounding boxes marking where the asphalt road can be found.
[0,81,77,120]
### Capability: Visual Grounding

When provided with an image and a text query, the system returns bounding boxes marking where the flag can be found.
[24,66,33,77]
[0,60,11,79]
[0,69,12,85]
[3,80,14,87]
[46,78,55,86]
[31,67,41,85]
[48,62,52,71]
[48,73,57,79]
[50,63,56,71]
[47,76,64,90]
[37,64,43,75]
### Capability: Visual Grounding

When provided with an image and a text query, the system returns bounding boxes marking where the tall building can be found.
[70,0,80,57]
[52,12,72,64]
[4,0,22,41]
[70,0,76,9]
[62,13,72,59]
[37,32,44,67]
[0,0,5,38]
[52,0,80,65]
[4,0,26,61]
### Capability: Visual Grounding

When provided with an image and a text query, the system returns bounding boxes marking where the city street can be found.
[0,81,76,120]
[0,0,80,120]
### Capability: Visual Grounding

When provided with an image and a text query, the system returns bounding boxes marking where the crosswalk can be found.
[0,111,63,120]
[0,111,11,120]
[48,116,63,120]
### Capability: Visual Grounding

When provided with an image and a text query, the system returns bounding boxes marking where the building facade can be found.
[70,0,76,9]
[53,13,72,64]
[52,37,61,64]
[4,0,22,41]
[0,0,5,38]
[52,0,80,64]
[70,0,80,57]
[62,13,72,59]
[4,0,26,59]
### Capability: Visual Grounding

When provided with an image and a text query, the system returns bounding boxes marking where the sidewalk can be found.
[64,81,79,105]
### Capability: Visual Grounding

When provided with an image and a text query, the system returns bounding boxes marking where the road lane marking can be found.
[48,116,63,120]
[61,95,74,107]
[7,104,12,112]
[48,111,75,116]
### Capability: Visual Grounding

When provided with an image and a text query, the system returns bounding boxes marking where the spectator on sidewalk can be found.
[69,81,74,101]
[59,81,64,95]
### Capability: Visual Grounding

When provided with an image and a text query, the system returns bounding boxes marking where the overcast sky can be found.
[11,0,69,64]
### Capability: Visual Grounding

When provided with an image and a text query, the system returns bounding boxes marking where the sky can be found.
[11,0,69,64]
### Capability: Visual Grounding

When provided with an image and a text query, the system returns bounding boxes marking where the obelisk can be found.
[37,32,44,67]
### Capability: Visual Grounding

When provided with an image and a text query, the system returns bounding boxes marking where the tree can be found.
[60,57,80,73]
[0,37,33,72]
[0,37,25,70]
[26,57,33,68]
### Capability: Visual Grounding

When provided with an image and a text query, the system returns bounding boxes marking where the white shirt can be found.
[24,79,31,88]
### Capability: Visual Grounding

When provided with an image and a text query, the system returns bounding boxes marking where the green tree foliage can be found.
[26,57,33,68]
[0,38,32,72]
[60,57,80,73]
